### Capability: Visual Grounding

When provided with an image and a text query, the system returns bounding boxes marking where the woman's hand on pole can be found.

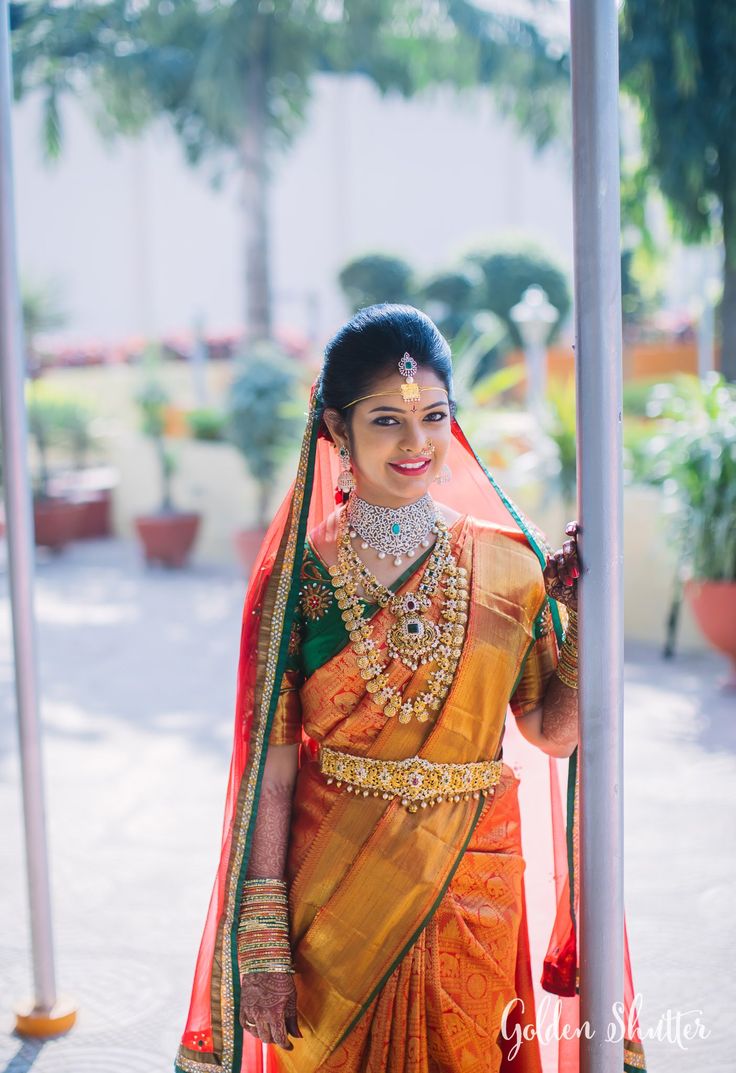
[240,970,302,1049]
[542,520,581,611]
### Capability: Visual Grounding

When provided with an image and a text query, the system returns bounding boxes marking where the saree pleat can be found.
[275,767,534,1073]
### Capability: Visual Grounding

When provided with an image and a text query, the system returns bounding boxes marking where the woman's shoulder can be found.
[468,514,547,580]
[466,512,540,548]
[468,516,549,612]
[305,509,341,573]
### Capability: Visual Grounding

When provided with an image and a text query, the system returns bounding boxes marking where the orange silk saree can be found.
[275,513,547,1073]
[175,382,647,1073]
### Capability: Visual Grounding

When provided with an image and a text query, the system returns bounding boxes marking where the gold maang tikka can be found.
[341,352,450,411]
[397,352,421,408]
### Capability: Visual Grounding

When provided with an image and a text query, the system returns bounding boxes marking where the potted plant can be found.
[26,384,83,551]
[44,393,116,539]
[20,277,83,550]
[133,346,201,567]
[185,406,226,442]
[225,341,301,575]
[643,373,736,686]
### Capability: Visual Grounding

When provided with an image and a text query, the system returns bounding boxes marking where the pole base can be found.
[14,997,77,1038]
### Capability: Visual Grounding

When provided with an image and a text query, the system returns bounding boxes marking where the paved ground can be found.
[0,537,734,1073]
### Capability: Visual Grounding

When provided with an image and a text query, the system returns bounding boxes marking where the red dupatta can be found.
[174,378,647,1073]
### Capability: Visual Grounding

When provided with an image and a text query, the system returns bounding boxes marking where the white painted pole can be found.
[569,2,624,1071]
[0,1,76,1037]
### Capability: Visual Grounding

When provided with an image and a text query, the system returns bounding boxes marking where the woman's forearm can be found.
[238,743,301,1041]
[540,674,579,757]
[515,676,578,759]
[245,743,300,879]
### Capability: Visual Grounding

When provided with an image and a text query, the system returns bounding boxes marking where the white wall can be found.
[11,74,574,348]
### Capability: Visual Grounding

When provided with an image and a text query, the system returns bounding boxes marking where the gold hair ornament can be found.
[343,386,449,410]
[398,351,420,403]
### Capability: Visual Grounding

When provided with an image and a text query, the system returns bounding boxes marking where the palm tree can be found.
[10,0,568,342]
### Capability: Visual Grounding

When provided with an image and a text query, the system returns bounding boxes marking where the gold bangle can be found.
[555,662,579,691]
[555,608,578,689]
[243,969,298,978]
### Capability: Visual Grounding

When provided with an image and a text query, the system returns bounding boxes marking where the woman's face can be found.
[325,367,452,508]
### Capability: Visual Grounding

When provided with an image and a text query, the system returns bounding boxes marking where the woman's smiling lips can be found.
[388,457,432,476]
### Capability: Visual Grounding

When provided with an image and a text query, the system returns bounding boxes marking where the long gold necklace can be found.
[328,508,469,723]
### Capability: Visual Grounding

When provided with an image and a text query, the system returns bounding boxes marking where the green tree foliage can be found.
[338,254,415,312]
[640,374,736,581]
[416,268,480,343]
[336,240,569,387]
[10,0,568,343]
[620,2,736,380]
[462,244,570,348]
[225,342,301,526]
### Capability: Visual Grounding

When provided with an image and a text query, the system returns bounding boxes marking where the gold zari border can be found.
[624,1042,647,1069]
[175,1053,221,1072]
[182,401,318,1073]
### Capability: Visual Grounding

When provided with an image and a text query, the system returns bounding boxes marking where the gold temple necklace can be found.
[328,508,469,723]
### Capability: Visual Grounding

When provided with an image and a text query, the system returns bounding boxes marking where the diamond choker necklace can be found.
[345,493,440,565]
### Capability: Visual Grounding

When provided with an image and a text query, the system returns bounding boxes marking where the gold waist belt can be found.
[318,745,504,814]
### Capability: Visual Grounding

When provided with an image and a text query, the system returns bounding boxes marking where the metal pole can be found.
[0,1,76,1036]
[569,3,624,1072]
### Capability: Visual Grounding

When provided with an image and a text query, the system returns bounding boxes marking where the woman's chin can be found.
[386,480,435,504]
[353,470,437,505]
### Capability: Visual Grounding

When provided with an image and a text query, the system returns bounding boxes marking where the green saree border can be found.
[172,399,322,1073]
[567,745,578,933]
[458,426,581,981]
[175,394,320,1061]
[510,632,538,699]
[227,403,321,1073]
[335,790,487,1049]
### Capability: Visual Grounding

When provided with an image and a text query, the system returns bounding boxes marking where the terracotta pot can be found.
[134,511,201,568]
[234,526,268,579]
[72,490,113,539]
[33,497,81,551]
[162,405,189,437]
[683,578,736,689]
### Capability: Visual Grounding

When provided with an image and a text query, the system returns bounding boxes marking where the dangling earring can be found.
[434,463,452,485]
[336,443,356,496]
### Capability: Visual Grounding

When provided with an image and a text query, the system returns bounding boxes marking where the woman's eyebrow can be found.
[367,401,449,414]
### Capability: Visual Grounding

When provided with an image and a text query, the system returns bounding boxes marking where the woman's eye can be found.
[372,411,447,427]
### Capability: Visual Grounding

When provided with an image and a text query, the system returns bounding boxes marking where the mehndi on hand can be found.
[542,520,581,612]
[240,969,302,1050]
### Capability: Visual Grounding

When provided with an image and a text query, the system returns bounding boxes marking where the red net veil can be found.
[175,379,646,1073]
